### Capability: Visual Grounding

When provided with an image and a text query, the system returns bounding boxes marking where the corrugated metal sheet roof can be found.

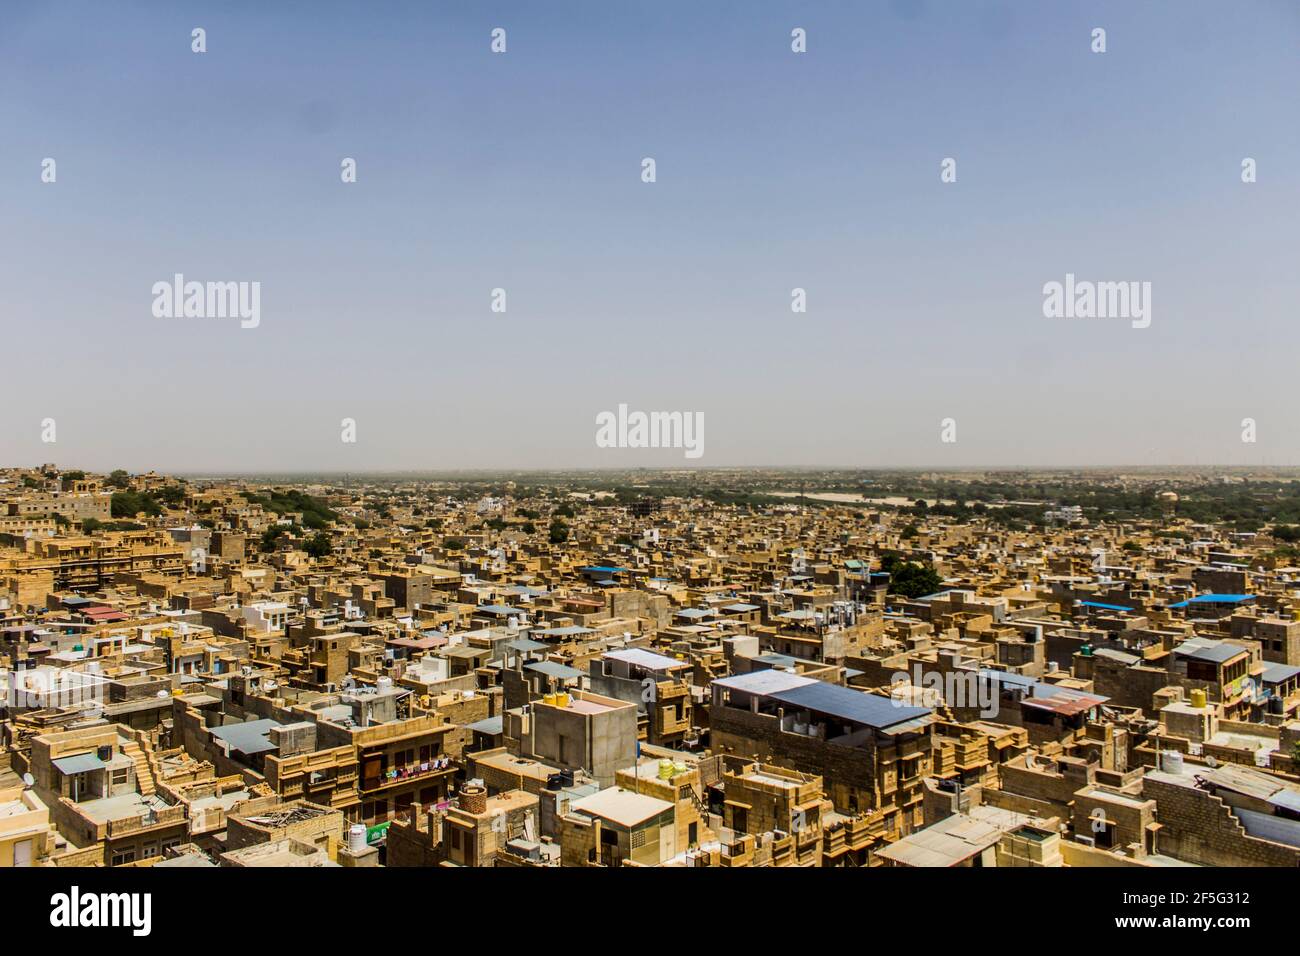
[1021,686,1107,717]
[711,670,815,696]
[1174,639,1248,664]
[210,718,280,756]
[1235,808,1300,848]
[768,681,931,731]
[526,660,584,680]
[52,752,106,775]
[1169,593,1254,609]
[604,648,685,671]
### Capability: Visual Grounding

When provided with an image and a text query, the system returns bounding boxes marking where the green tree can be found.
[154,485,186,507]
[260,526,288,553]
[887,561,942,599]
[304,532,332,559]
[111,490,162,518]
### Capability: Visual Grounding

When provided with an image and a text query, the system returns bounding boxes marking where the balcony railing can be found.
[360,758,455,793]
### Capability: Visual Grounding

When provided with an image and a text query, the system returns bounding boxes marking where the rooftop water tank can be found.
[348,824,367,854]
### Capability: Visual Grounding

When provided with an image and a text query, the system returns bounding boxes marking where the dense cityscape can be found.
[3,464,1300,871]
[8,0,1293,938]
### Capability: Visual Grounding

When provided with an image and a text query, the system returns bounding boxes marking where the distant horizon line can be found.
[14,463,1300,478]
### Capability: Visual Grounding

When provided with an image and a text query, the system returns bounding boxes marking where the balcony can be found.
[360,757,456,794]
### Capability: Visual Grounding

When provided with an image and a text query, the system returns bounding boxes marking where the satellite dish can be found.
[21,773,35,788]
[1205,755,1218,768]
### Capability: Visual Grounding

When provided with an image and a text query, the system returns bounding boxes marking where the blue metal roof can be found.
[1080,601,1133,613]
[767,681,930,731]
[1168,593,1254,609]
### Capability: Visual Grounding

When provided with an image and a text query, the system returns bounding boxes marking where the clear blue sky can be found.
[2,1,1298,471]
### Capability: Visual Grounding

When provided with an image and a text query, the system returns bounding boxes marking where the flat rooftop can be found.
[474,751,556,781]
[76,792,171,825]
[570,787,673,829]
